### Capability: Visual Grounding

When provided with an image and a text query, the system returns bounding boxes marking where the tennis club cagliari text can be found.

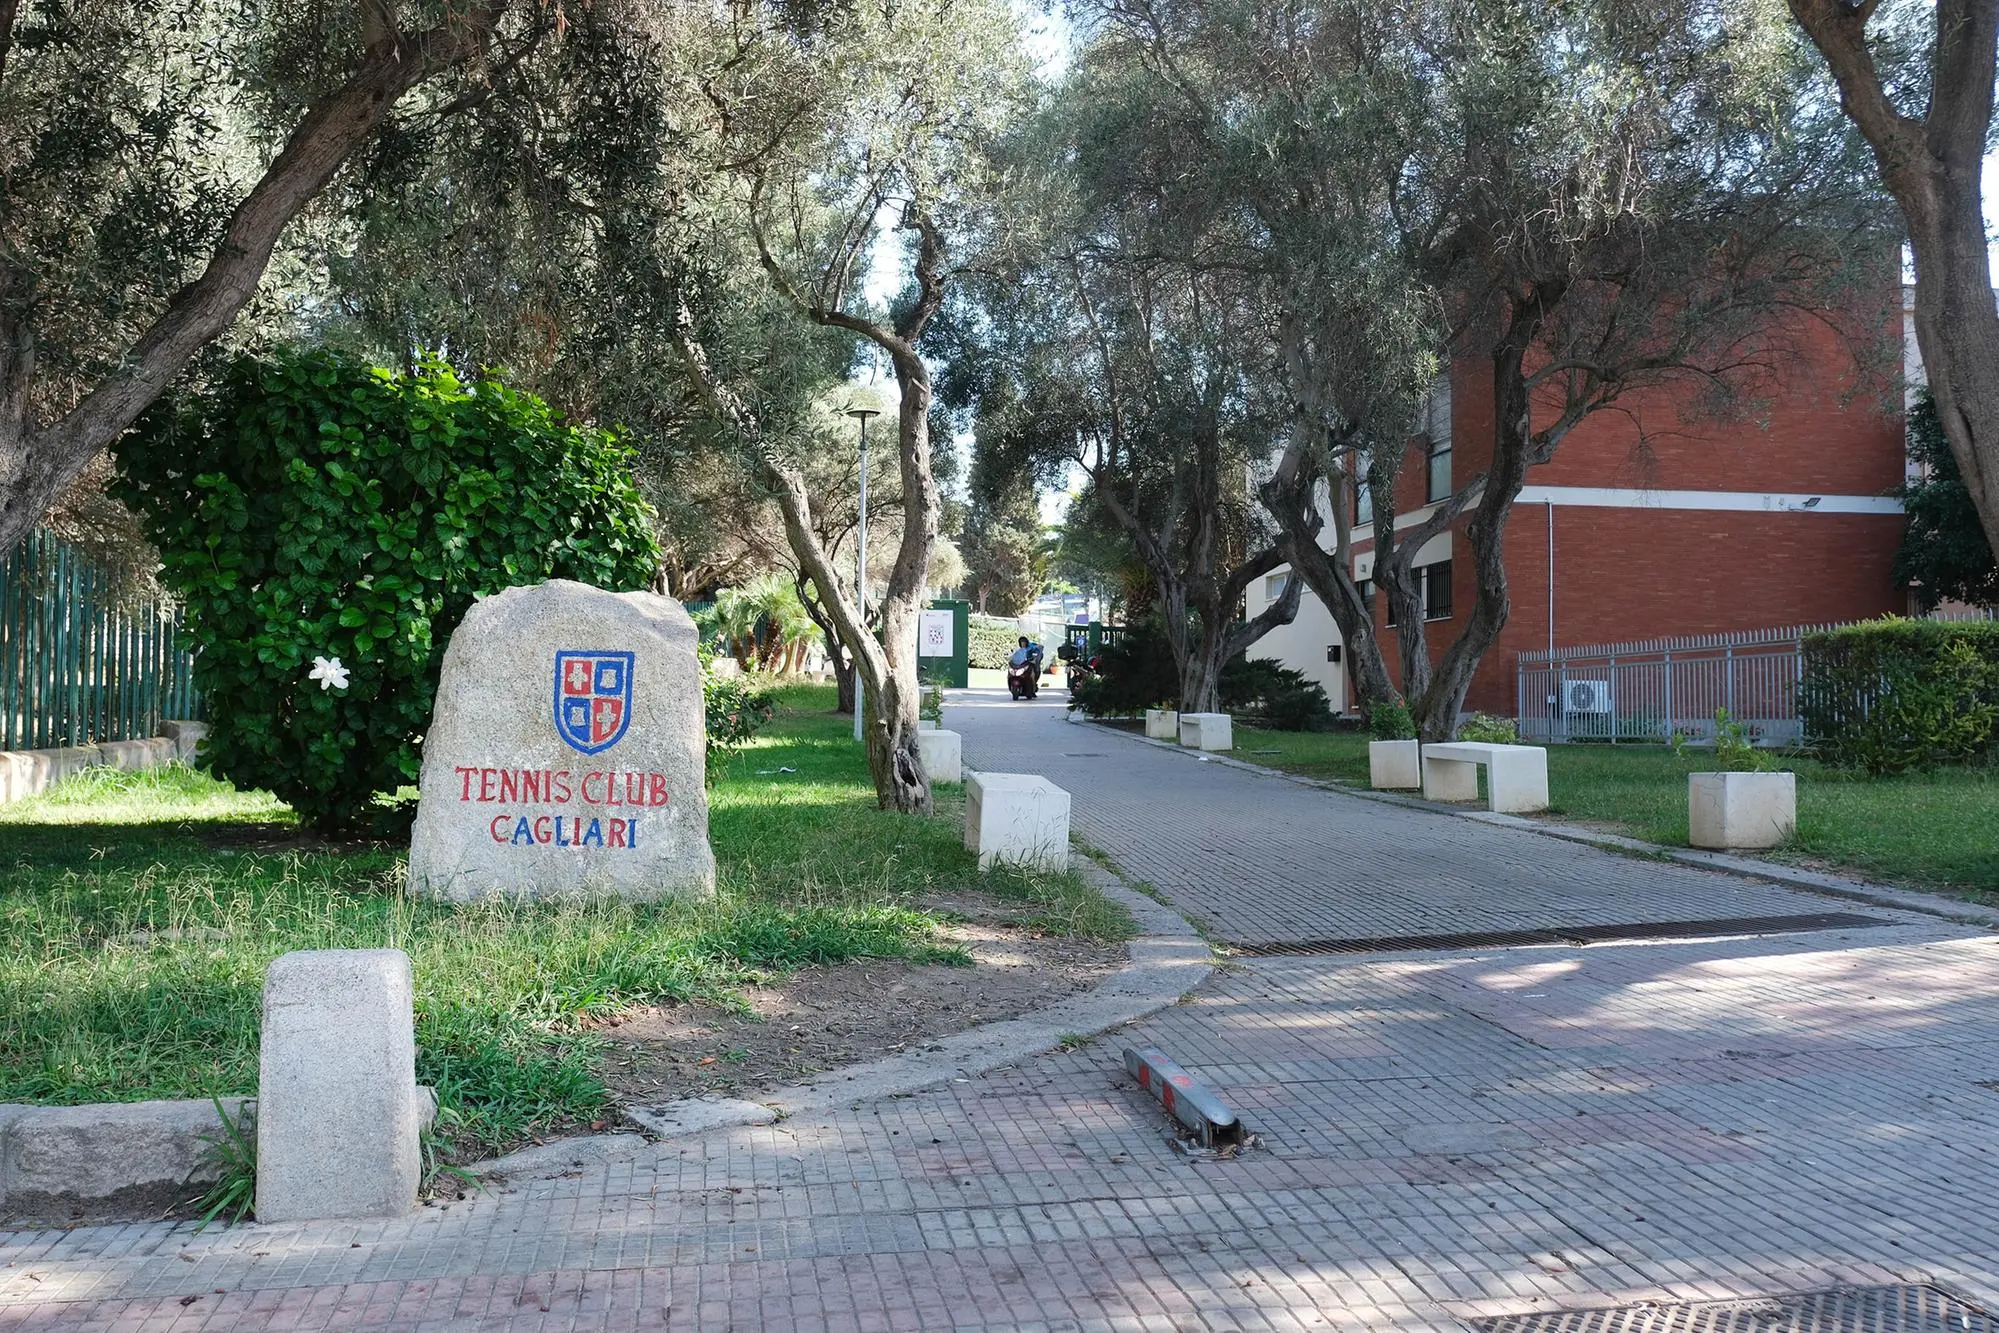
[454,765,669,849]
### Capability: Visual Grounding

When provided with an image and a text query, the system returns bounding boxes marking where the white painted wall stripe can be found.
[1514,485,1903,515]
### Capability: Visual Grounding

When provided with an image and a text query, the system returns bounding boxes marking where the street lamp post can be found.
[847,406,880,743]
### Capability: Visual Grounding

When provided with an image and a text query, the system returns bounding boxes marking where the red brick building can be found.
[1245,293,1912,718]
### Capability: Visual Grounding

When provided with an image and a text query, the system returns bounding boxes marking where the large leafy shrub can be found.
[115,348,660,833]
[1799,618,1999,773]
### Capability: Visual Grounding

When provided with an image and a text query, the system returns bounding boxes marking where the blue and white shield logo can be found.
[553,650,635,755]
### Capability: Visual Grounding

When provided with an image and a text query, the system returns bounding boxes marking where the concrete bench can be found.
[964,771,1070,871]
[916,728,962,783]
[1368,739,1421,790]
[1421,741,1549,813]
[1179,713,1232,751]
[1144,709,1179,741]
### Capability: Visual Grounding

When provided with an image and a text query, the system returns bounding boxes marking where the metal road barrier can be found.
[1124,1046,1246,1148]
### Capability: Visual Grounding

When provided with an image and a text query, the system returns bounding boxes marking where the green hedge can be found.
[969,614,1023,670]
[1799,618,1999,773]
[1218,657,1333,731]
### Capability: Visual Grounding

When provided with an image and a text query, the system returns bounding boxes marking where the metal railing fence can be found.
[1514,612,1994,746]
[0,531,202,750]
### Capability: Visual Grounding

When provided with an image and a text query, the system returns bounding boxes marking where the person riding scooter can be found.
[1006,636,1044,700]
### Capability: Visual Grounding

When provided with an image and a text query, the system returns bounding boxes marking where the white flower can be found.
[308,656,351,691]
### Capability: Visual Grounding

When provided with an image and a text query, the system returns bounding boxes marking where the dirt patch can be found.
[594,895,1125,1105]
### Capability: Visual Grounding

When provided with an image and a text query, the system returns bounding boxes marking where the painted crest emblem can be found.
[553,650,635,755]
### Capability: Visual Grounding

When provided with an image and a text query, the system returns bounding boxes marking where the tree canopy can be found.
[5,0,1920,767]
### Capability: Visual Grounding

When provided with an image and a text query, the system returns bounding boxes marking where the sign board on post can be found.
[917,598,969,688]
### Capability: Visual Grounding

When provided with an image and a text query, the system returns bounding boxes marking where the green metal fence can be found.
[0,531,201,750]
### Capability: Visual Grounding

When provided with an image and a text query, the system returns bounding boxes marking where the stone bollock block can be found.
[964,772,1071,872]
[255,949,422,1223]
[1178,713,1232,751]
[1688,770,1796,850]
[917,728,963,783]
[1368,739,1421,790]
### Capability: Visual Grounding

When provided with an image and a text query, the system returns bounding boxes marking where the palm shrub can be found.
[115,347,660,833]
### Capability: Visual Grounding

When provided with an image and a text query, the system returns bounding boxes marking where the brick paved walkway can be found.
[6,697,1996,1331]
[947,692,1889,946]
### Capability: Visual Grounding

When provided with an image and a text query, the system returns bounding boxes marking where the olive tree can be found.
[1083,0,1880,738]
[0,0,547,551]
[675,0,1030,812]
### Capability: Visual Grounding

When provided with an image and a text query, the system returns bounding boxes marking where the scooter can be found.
[1006,645,1045,700]
[1058,643,1098,698]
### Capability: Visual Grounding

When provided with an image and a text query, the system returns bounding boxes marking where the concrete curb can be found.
[479,859,1214,1181]
[0,1097,251,1225]
[1077,715,1999,932]
[0,722,207,805]
[0,1087,436,1225]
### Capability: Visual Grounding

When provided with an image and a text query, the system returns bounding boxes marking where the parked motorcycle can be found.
[1057,641,1096,698]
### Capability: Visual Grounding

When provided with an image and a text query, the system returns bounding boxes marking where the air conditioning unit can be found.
[1564,680,1611,714]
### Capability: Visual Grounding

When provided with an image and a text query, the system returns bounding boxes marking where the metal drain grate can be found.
[1236,911,1889,956]
[1469,1284,1993,1333]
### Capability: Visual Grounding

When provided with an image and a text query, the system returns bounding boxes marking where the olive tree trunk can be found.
[683,212,949,814]
[1256,439,1397,715]
[0,1,511,551]
[1789,0,1999,561]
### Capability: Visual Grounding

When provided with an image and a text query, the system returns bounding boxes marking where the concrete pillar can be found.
[255,949,422,1222]
[917,728,963,783]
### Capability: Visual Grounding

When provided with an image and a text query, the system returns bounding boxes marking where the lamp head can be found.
[846,407,881,423]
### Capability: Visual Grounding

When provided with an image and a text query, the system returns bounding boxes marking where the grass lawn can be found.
[0,685,1128,1151]
[1232,726,1999,900]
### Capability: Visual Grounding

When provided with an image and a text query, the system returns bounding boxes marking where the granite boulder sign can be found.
[408,580,716,901]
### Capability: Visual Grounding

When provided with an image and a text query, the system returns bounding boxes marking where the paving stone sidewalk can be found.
[5,695,1996,1331]
[6,923,1997,1331]
[946,692,1920,945]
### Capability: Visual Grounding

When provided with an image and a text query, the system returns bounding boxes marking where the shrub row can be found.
[968,614,1024,670]
[1800,618,1999,773]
